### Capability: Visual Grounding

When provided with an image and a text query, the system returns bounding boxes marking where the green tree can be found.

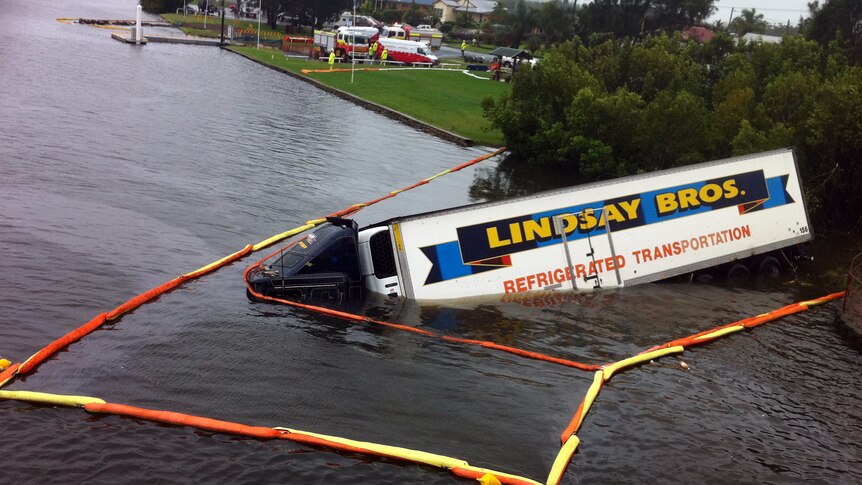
[805,0,862,63]
[141,0,183,13]
[482,42,602,167]
[638,90,709,169]
[576,0,651,40]
[508,0,536,48]
[566,87,645,177]
[649,0,717,30]
[536,1,574,47]
[730,8,767,36]
[402,2,422,25]
[482,33,862,230]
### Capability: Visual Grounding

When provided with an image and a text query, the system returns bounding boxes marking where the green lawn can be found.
[161,13,285,39]
[231,46,509,146]
[443,41,497,54]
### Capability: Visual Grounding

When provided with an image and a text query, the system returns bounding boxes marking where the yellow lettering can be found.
[604,204,626,223]
[597,208,607,227]
[656,193,678,214]
[618,199,641,220]
[699,183,723,203]
[487,227,511,248]
[723,179,739,198]
[523,218,552,241]
[678,188,700,209]
[509,222,523,244]
[560,214,578,235]
[578,209,598,231]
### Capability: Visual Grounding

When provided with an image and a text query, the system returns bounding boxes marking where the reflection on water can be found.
[1,0,860,483]
[469,153,582,202]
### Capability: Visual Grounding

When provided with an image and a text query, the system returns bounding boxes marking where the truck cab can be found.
[246,218,403,304]
[246,219,364,304]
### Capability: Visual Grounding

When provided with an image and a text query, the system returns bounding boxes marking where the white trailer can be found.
[248,149,811,303]
[408,29,442,50]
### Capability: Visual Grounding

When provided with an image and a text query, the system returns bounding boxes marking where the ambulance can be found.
[375,37,438,65]
[246,149,811,302]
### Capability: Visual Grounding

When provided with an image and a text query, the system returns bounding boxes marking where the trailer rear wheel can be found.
[726,263,750,284]
[757,256,781,278]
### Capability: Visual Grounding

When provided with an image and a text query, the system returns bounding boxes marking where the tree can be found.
[649,0,716,30]
[730,8,767,36]
[508,0,536,48]
[290,0,351,27]
[141,0,183,13]
[537,1,574,47]
[576,0,652,40]
[482,32,862,231]
[805,0,862,64]
[261,0,285,29]
[402,1,422,26]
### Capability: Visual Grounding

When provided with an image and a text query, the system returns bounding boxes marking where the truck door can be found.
[552,208,624,291]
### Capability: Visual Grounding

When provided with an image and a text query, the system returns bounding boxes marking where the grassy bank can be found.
[161,13,286,38]
[230,46,509,146]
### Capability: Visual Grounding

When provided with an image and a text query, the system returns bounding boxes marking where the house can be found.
[742,32,782,44]
[682,26,715,43]
[376,0,436,12]
[433,0,497,24]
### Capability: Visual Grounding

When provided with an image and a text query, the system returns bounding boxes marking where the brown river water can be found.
[1,1,860,483]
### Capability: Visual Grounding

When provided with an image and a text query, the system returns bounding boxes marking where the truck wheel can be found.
[726,263,750,284]
[757,256,781,278]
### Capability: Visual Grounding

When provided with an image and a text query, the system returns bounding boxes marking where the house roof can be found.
[742,32,782,43]
[456,0,497,14]
[682,26,715,43]
[489,47,532,59]
[387,0,435,6]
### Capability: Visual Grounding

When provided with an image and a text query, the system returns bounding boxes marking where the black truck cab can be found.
[246,218,363,304]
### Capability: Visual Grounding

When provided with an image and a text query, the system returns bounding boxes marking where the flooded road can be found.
[1,1,860,483]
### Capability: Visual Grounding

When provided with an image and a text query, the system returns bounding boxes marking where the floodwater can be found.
[1,1,860,483]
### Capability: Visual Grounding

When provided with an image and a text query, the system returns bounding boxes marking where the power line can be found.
[715,5,810,13]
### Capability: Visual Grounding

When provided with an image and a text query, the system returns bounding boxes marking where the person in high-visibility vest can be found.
[460,40,467,59]
[328,51,335,70]
[381,48,388,63]
[369,42,376,63]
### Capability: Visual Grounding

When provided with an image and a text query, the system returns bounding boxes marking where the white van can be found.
[376,37,438,65]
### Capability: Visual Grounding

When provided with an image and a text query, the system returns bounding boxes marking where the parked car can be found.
[501,55,538,68]
[176,5,199,15]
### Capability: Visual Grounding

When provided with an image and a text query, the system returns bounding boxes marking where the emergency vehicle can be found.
[375,37,438,65]
[313,27,370,60]
[247,149,811,302]
[380,23,411,40]
[408,26,443,50]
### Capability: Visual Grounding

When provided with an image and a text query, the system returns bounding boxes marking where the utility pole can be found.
[727,7,735,31]
[220,0,225,45]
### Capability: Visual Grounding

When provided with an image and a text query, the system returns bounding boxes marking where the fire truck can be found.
[313,27,370,61]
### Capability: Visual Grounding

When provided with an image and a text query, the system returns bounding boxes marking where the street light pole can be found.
[220,1,225,45]
[351,0,356,84]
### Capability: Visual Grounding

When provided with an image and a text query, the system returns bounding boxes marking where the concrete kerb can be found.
[222,47,474,147]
